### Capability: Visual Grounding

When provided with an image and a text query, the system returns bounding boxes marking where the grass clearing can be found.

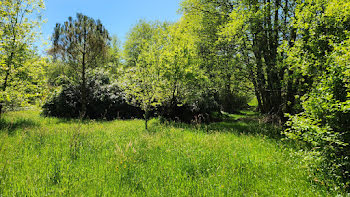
[0,110,340,196]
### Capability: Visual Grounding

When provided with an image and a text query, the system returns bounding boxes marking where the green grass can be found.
[0,110,340,196]
[248,96,259,107]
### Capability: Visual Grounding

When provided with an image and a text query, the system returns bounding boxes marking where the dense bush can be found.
[285,42,350,189]
[42,70,143,120]
[218,90,250,113]
[43,70,224,123]
[156,91,222,123]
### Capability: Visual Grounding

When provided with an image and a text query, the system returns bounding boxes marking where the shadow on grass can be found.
[161,115,283,140]
[0,118,40,135]
[43,114,138,125]
[54,118,93,125]
[40,114,105,125]
[207,120,282,139]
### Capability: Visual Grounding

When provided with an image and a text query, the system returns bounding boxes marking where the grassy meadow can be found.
[0,110,340,196]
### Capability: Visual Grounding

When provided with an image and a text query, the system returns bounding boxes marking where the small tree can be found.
[122,21,167,129]
[49,13,110,118]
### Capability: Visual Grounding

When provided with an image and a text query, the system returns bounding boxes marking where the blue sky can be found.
[40,0,182,50]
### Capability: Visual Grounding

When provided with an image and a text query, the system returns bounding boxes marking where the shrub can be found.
[42,70,143,120]
[218,90,250,113]
[156,91,222,123]
[285,43,350,189]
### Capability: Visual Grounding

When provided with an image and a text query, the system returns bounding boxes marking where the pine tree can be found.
[49,13,110,118]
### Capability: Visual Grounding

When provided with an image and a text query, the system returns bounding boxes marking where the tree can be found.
[107,35,121,74]
[49,13,110,118]
[158,20,206,112]
[0,0,45,117]
[123,20,158,68]
[122,21,167,129]
[180,0,252,113]
[4,55,49,110]
[216,0,300,118]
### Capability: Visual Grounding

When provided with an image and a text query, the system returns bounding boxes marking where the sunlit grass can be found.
[0,110,341,196]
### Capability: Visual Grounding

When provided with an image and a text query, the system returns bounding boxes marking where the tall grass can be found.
[0,110,341,196]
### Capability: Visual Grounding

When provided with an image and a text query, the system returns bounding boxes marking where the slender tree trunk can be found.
[0,71,11,118]
[145,118,148,130]
[144,109,149,130]
[0,52,14,118]
[250,69,263,111]
[273,0,282,116]
[80,26,87,119]
[253,31,268,113]
[81,52,87,119]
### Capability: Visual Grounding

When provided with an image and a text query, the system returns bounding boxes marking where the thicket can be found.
[42,69,224,122]
[283,0,350,188]
[42,70,143,120]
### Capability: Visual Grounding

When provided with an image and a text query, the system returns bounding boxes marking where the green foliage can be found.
[122,21,167,129]
[285,0,350,190]
[0,0,45,113]
[107,35,122,73]
[0,110,344,196]
[180,0,253,113]
[158,21,205,105]
[123,20,158,68]
[49,13,110,117]
[42,69,143,120]
[1,0,349,191]
[1,56,49,110]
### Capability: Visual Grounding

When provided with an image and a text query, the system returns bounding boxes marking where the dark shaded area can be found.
[218,90,250,114]
[0,118,39,135]
[42,70,144,120]
[156,91,224,124]
[161,112,283,140]
[207,120,282,139]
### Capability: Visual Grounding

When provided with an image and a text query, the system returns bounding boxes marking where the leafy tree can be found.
[106,35,122,74]
[0,0,45,116]
[180,0,252,113]
[159,20,204,110]
[2,55,48,110]
[122,21,167,129]
[49,13,110,118]
[123,20,158,68]
[217,0,298,116]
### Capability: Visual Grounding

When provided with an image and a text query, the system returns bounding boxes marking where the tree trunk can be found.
[144,110,149,130]
[0,52,14,118]
[0,71,10,118]
[243,38,263,112]
[81,53,87,119]
[81,27,87,119]
[0,105,3,119]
